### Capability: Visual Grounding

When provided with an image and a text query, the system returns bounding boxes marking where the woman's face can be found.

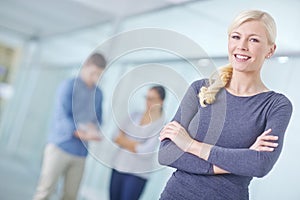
[228,20,276,73]
[145,89,163,112]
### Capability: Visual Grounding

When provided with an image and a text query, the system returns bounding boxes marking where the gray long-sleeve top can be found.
[158,79,293,200]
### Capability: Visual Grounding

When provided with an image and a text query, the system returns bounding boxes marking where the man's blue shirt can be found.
[48,77,103,157]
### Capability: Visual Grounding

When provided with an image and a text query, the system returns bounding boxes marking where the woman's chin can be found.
[232,63,250,72]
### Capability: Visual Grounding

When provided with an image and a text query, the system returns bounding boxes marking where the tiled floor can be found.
[0,149,127,200]
[0,150,40,200]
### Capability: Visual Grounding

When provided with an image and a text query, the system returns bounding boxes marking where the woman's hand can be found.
[114,131,126,145]
[250,128,279,151]
[159,121,194,152]
[114,131,138,153]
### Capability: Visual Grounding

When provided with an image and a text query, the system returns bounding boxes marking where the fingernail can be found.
[274,143,278,147]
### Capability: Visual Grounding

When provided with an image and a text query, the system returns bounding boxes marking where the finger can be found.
[160,129,177,138]
[161,123,174,133]
[170,121,182,128]
[163,125,181,133]
[164,124,178,130]
[260,141,279,147]
[160,126,174,135]
[160,129,167,136]
[158,135,164,141]
[259,135,279,141]
[159,132,168,141]
[159,132,174,141]
[161,126,168,133]
[249,145,258,150]
[261,128,272,136]
[162,122,172,129]
[171,121,180,126]
[258,146,275,152]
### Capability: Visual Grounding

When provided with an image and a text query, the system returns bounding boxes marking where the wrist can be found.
[187,140,212,161]
[187,139,199,154]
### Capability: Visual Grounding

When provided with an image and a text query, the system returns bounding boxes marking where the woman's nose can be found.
[237,39,249,51]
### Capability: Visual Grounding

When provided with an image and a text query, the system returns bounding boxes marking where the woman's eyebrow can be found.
[231,31,262,37]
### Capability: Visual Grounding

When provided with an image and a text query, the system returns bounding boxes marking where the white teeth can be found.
[236,54,249,60]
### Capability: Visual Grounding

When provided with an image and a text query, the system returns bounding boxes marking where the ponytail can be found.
[198,64,233,107]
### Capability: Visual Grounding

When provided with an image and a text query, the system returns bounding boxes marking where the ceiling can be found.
[0,0,196,38]
[0,0,299,63]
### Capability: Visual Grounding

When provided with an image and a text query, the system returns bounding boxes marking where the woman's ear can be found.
[271,44,277,54]
[266,44,277,59]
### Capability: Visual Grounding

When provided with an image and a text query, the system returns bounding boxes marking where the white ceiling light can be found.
[277,56,289,64]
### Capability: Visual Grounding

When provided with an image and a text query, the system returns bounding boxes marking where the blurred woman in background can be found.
[110,85,166,200]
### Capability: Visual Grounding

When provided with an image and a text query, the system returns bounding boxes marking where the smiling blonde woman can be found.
[158,10,293,200]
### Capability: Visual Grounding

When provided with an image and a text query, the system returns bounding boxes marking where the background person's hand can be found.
[250,129,278,151]
[74,130,101,141]
[76,123,102,141]
[86,123,102,141]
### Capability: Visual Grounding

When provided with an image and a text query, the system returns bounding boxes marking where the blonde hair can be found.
[199,10,277,107]
[228,10,277,45]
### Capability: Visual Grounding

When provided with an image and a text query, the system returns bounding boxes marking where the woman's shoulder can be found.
[268,91,293,110]
[57,78,75,94]
[258,91,293,119]
[129,111,143,121]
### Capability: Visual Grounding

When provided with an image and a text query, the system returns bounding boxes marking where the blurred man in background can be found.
[33,53,106,200]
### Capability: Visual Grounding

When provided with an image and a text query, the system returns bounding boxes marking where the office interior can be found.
[0,0,299,199]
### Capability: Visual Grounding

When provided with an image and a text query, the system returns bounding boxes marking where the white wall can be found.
[0,1,299,200]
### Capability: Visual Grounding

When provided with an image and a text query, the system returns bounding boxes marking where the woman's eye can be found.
[250,38,259,42]
[231,35,240,39]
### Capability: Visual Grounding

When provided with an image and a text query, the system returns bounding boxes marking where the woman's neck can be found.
[140,109,162,125]
[226,70,269,96]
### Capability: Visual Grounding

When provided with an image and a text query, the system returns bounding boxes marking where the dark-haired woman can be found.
[110,86,166,200]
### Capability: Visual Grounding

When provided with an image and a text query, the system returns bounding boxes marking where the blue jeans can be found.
[109,169,147,200]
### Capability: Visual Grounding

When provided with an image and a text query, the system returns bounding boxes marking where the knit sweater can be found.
[159,79,293,200]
